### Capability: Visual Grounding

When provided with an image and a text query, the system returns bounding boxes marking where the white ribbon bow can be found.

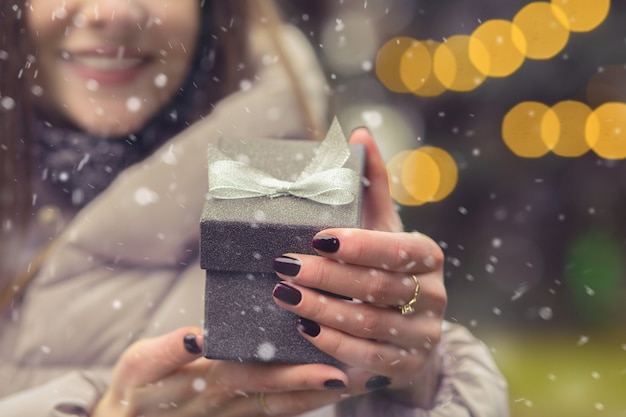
[207,118,359,205]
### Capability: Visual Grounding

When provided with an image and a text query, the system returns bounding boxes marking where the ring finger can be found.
[274,254,444,312]
[273,281,442,348]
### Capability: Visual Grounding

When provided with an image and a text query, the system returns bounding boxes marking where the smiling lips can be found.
[62,47,151,85]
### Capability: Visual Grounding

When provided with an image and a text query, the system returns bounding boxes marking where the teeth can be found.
[72,56,145,71]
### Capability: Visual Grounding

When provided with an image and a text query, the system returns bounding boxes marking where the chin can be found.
[75,113,153,139]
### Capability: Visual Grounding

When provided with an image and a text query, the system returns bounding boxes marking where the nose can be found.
[76,0,149,34]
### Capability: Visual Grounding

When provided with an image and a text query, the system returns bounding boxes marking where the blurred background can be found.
[277,1,625,415]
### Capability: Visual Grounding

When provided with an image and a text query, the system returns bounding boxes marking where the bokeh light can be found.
[551,0,611,32]
[513,2,570,60]
[387,146,458,205]
[585,102,626,160]
[374,1,611,98]
[401,149,441,203]
[502,101,554,157]
[376,36,417,93]
[503,100,626,160]
[433,35,489,92]
[387,150,425,206]
[399,40,434,93]
[547,100,592,157]
[417,146,458,202]
[469,19,527,77]
[409,40,447,97]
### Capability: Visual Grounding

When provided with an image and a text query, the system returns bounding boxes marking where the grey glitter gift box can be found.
[199,119,364,365]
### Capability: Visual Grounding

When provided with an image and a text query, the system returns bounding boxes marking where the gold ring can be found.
[257,392,270,415]
[399,275,420,316]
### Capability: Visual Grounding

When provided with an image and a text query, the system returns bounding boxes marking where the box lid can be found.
[200,133,364,273]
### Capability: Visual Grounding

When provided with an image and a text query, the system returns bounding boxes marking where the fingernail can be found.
[297,317,320,337]
[365,375,391,391]
[273,283,302,305]
[350,125,372,135]
[324,379,347,390]
[273,255,301,277]
[312,233,340,253]
[183,334,201,354]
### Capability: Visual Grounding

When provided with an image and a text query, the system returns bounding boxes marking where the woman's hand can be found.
[93,128,446,416]
[271,128,448,408]
[93,327,353,417]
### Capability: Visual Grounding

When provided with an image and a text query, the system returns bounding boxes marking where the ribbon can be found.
[207,118,359,205]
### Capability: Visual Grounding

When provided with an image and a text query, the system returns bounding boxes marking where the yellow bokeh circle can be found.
[376,37,418,93]
[387,151,425,206]
[513,2,570,60]
[388,146,459,205]
[551,0,610,32]
[502,101,554,157]
[410,40,448,98]
[401,150,440,203]
[416,146,458,202]
[585,102,626,160]
[399,40,434,94]
[469,19,527,78]
[433,35,490,92]
[547,101,593,157]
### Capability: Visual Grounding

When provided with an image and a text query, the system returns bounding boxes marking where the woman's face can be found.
[27,0,201,137]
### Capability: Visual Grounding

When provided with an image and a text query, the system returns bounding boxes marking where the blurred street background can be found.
[277,1,625,415]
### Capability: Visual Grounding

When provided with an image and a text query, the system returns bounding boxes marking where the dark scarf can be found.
[34,111,186,207]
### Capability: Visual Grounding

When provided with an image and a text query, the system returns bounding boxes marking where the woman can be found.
[0,0,509,416]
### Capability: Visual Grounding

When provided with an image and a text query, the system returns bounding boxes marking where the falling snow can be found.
[154,73,168,88]
[538,307,553,320]
[86,79,99,91]
[256,342,276,361]
[134,187,160,206]
[126,97,142,112]
[1,96,16,110]
[192,378,207,392]
[53,7,68,20]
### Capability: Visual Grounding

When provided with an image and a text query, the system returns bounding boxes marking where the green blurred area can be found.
[483,327,626,417]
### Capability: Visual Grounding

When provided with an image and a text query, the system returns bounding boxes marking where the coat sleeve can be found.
[336,321,510,417]
[0,369,110,417]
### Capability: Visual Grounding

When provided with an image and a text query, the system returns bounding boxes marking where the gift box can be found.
[199,119,364,365]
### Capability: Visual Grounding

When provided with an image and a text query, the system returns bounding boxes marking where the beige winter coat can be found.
[0,25,508,417]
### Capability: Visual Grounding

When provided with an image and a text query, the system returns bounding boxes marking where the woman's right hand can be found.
[93,326,351,417]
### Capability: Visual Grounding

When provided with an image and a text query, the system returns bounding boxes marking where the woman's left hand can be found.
[271,128,448,408]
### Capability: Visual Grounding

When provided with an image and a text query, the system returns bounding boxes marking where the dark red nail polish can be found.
[365,375,391,391]
[312,234,340,253]
[324,379,347,390]
[183,334,201,354]
[273,255,301,277]
[273,283,302,305]
[297,317,320,337]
